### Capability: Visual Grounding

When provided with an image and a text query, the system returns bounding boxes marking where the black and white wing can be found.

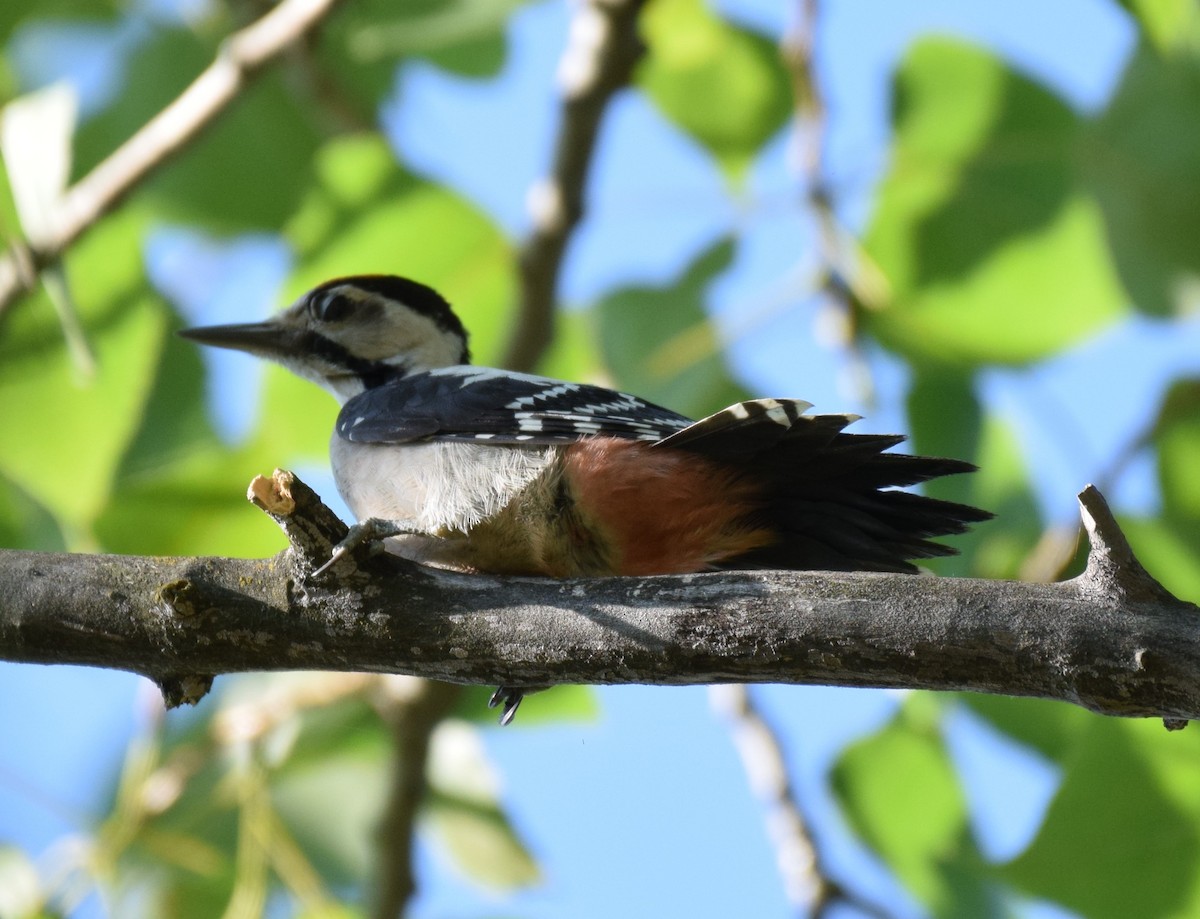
[336,366,693,445]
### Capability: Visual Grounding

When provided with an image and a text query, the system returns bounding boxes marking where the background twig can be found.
[711,685,899,919]
[370,677,463,919]
[504,0,646,372]
[0,0,348,317]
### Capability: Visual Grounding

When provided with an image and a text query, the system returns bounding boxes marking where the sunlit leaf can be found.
[1115,0,1200,53]
[534,308,607,386]
[638,0,791,180]
[1117,516,1200,603]
[284,135,515,368]
[311,0,515,117]
[864,39,1126,366]
[93,445,289,557]
[1003,718,1200,918]
[965,417,1043,580]
[1150,377,1200,523]
[271,757,388,886]
[0,206,161,544]
[906,367,985,576]
[594,237,753,416]
[963,695,1089,766]
[0,471,65,551]
[109,314,214,486]
[0,0,121,49]
[831,695,974,909]
[424,721,540,889]
[1085,42,1200,316]
[73,23,322,231]
[907,367,983,492]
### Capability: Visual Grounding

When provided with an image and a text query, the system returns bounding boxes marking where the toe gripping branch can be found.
[248,470,418,577]
[247,469,351,574]
[245,471,532,726]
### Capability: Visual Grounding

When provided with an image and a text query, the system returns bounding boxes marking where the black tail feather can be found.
[659,400,992,573]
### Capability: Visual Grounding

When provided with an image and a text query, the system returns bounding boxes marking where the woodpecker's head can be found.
[179,275,471,402]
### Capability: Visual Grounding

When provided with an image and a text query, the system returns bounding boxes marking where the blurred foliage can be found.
[1,0,1200,917]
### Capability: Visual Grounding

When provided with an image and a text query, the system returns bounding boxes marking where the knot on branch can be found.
[1076,485,1181,606]
[248,469,349,573]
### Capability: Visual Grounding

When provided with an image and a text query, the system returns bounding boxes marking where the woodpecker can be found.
[180,274,990,723]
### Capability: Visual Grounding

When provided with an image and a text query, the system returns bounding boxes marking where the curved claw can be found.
[488,686,526,726]
[315,517,413,575]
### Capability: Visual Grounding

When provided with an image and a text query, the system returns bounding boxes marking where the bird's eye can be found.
[311,291,354,323]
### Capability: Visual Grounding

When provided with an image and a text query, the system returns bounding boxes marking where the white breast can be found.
[329,436,555,533]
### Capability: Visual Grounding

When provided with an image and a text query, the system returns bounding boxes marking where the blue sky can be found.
[3,1,1198,917]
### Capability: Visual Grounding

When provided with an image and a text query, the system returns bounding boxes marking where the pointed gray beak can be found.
[178,321,305,360]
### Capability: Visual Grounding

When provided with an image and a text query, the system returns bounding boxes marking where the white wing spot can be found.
[764,405,792,427]
[728,403,751,420]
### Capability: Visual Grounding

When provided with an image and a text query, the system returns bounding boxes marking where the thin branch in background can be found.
[504,0,647,372]
[0,0,349,318]
[710,686,898,919]
[783,0,881,407]
[361,4,649,905]
[1017,369,1178,586]
[369,677,463,919]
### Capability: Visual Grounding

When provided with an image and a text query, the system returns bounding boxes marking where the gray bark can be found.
[1,471,1196,725]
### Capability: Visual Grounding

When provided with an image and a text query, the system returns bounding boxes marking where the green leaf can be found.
[594,237,753,416]
[907,371,1041,579]
[0,0,121,49]
[963,695,1088,765]
[831,696,972,909]
[1117,516,1200,603]
[864,39,1126,366]
[0,206,161,544]
[906,368,985,577]
[907,367,983,489]
[285,135,516,368]
[0,471,66,551]
[110,313,215,487]
[73,23,322,231]
[1085,42,1200,316]
[1116,0,1200,53]
[533,308,607,385]
[105,676,394,913]
[1151,378,1200,523]
[271,757,388,886]
[93,446,289,557]
[965,417,1043,580]
[424,721,540,889]
[638,0,791,180]
[313,0,516,115]
[1003,718,1200,918]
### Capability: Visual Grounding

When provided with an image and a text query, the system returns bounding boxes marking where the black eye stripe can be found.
[303,332,399,388]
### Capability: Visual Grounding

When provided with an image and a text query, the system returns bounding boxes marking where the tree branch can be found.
[0,0,348,317]
[503,0,646,372]
[711,685,899,919]
[369,676,462,919]
[0,472,1196,726]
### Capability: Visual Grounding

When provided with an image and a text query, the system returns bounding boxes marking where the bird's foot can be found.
[488,686,525,726]
[488,685,552,726]
[315,517,414,575]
